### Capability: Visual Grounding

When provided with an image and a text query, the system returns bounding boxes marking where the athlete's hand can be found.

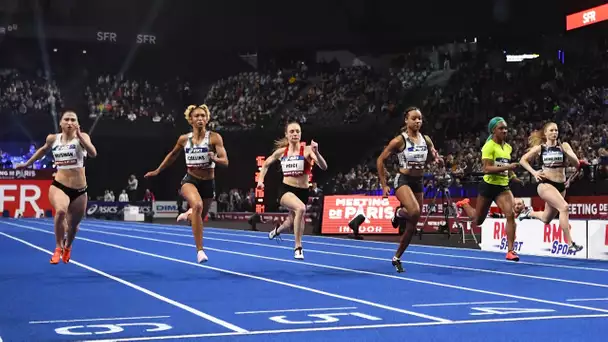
[208,152,216,162]
[382,186,391,198]
[144,169,160,178]
[257,181,264,190]
[75,124,83,138]
[310,140,319,154]
[508,163,519,170]
[14,163,28,170]
[531,170,545,183]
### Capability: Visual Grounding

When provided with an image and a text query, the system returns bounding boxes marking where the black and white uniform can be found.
[51,133,88,201]
[393,132,428,194]
[181,131,216,199]
[539,144,566,192]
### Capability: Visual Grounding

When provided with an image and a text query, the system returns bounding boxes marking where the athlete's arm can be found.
[424,135,442,164]
[376,137,402,193]
[210,132,229,167]
[561,142,581,166]
[19,134,56,168]
[77,132,97,158]
[518,145,541,175]
[306,140,328,170]
[144,135,187,177]
[257,148,283,187]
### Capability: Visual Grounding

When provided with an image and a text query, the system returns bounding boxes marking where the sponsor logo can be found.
[0,181,52,217]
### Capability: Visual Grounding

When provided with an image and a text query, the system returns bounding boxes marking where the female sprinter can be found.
[376,107,442,273]
[456,117,521,261]
[518,122,584,252]
[257,121,328,260]
[17,110,97,264]
[144,104,228,263]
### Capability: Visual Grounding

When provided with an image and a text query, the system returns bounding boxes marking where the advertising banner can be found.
[587,220,608,261]
[566,3,608,31]
[322,195,401,234]
[154,201,179,218]
[480,219,587,259]
[0,180,53,217]
[215,212,312,223]
[321,195,477,235]
[86,201,153,218]
[0,169,55,180]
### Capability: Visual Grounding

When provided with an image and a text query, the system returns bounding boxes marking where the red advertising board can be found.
[322,195,401,234]
[322,195,608,235]
[0,180,53,217]
[566,3,608,31]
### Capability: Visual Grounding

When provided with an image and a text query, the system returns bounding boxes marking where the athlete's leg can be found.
[269,212,294,240]
[279,193,306,259]
[536,184,581,250]
[48,185,70,264]
[495,190,519,260]
[62,193,87,263]
[460,194,494,226]
[176,208,193,222]
[526,202,558,223]
[390,185,421,272]
[180,183,207,262]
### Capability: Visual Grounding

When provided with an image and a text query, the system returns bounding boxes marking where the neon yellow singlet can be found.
[481,139,512,186]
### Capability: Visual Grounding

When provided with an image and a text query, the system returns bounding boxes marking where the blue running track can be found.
[1,218,608,341]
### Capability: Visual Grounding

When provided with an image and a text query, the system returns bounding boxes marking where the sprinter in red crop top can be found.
[257,121,328,260]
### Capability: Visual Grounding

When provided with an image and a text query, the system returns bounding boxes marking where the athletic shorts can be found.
[278,183,309,205]
[539,179,566,193]
[393,173,424,194]
[478,180,510,201]
[181,174,215,199]
[51,180,87,203]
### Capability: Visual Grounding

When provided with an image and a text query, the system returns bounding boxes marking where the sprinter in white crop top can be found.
[375,106,442,273]
[17,110,98,264]
[144,104,228,264]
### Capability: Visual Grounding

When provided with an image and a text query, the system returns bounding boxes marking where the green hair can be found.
[486,116,506,142]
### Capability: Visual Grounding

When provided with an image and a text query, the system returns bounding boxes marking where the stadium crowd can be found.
[2,43,607,199]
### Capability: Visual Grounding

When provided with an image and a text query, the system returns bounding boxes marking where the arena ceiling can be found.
[0,0,606,49]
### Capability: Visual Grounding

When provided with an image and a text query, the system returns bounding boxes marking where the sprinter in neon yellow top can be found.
[455,117,522,262]
[481,138,512,186]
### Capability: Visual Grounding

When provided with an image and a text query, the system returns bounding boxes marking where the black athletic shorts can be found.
[393,173,424,194]
[51,180,87,202]
[539,179,566,193]
[181,174,215,199]
[278,183,309,205]
[478,180,510,201]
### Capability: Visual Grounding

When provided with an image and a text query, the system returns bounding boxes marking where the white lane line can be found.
[90,220,608,273]
[78,313,608,342]
[566,298,608,302]
[235,306,358,314]
[77,222,608,290]
[6,222,450,323]
[29,315,171,324]
[412,301,518,307]
[11,222,608,315]
[0,232,248,334]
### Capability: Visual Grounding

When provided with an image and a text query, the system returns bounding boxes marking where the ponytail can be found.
[273,137,289,150]
[528,130,545,148]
